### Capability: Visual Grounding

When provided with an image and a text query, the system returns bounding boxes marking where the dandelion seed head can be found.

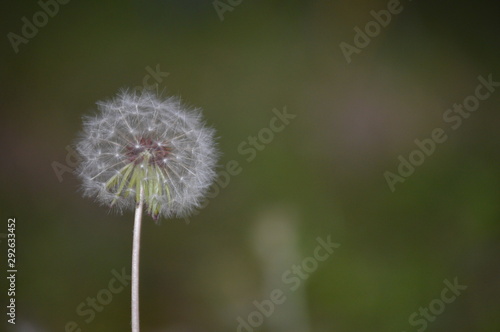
[75,90,219,219]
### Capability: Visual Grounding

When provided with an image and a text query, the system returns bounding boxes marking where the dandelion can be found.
[75,90,219,331]
[76,90,218,220]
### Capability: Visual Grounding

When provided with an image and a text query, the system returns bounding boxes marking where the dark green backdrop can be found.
[1,1,499,331]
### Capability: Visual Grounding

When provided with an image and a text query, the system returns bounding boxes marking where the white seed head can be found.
[75,90,219,220]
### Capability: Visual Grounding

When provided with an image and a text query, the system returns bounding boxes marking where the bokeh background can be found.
[1,0,500,331]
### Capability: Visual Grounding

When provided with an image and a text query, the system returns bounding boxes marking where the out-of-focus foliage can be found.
[1,1,499,331]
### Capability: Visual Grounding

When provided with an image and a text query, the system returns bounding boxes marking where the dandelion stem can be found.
[132,182,144,332]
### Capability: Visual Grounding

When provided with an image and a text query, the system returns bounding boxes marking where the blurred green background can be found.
[1,0,500,331]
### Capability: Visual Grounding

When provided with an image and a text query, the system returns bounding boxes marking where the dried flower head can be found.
[75,90,218,220]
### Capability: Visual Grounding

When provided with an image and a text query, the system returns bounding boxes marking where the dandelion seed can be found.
[75,90,219,220]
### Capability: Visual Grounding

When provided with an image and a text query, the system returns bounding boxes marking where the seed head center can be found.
[125,137,171,165]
